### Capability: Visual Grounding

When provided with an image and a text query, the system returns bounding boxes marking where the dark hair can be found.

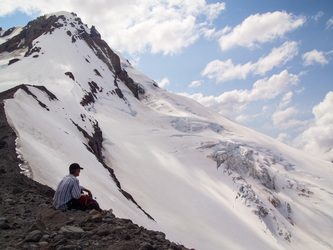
[69,163,83,174]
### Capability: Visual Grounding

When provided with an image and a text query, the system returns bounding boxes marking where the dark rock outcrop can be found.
[80,20,145,99]
[0,15,60,54]
[65,72,75,81]
[8,58,20,65]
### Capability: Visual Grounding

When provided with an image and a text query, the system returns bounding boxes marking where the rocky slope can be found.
[0,90,189,250]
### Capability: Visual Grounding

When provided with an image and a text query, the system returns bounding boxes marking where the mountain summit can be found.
[0,12,332,250]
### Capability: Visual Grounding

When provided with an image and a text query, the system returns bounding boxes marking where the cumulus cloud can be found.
[180,90,247,118]
[279,91,293,108]
[277,133,291,144]
[272,107,306,129]
[181,70,299,118]
[0,0,40,16]
[235,114,254,123]
[158,77,170,88]
[218,11,305,51]
[202,41,299,82]
[201,59,252,82]
[293,91,333,161]
[189,80,202,88]
[249,70,299,100]
[302,49,329,66]
[255,41,299,75]
[203,1,227,23]
[0,0,226,55]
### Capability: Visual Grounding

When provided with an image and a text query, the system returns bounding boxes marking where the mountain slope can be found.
[0,12,332,250]
[0,92,187,249]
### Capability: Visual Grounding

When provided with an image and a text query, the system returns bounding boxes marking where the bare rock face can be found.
[0,14,60,54]
[90,25,101,39]
[81,24,145,99]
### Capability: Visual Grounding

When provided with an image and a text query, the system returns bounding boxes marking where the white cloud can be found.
[235,114,253,123]
[255,41,299,75]
[201,59,252,82]
[202,1,226,23]
[277,133,291,144]
[0,0,226,55]
[249,70,299,100]
[293,91,333,161]
[218,11,305,51]
[202,27,217,39]
[272,107,305,129]
[326,18,333,29]
[273,107,298,124]
[180,90,248,118]
[302,49,329,66]
[311,11,324,22]
[295,87,305,94]
[181,70,298,118]
[189,80,202,88]
[202,41,299,83]
[279,91,293,108]
[262,105,269,114]
[0,0,40,16]
[157,77,170,88]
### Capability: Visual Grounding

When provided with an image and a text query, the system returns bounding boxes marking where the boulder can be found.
[25,230,43,242]
[59,225,84,240]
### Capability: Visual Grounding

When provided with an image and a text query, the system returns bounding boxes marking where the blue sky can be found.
[0,0,333,160]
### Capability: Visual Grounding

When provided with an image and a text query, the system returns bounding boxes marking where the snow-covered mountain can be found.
[0,12,332,250]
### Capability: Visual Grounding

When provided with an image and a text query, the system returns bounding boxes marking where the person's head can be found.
[69,163,83,176]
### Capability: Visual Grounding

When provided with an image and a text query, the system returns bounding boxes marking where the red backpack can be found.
[78,195,101,211]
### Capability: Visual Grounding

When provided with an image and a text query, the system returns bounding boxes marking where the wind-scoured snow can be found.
[1,12,332,250]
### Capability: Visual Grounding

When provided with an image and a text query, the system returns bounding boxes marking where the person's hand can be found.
[83,188,92,198]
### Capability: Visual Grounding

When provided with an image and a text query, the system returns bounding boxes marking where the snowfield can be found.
[1,12,332,250]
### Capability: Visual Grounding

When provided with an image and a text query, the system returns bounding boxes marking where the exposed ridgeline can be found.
[0,12,145,99]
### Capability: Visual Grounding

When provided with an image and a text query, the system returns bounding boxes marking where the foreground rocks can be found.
[0,183,189,250]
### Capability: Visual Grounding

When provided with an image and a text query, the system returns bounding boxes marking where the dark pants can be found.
[67,196,101,211]
[67,198,84,210]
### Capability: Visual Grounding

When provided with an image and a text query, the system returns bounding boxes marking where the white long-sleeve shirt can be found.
[53,174,84,210]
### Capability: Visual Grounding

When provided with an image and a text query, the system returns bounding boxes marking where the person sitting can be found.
[53,163,99,211]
